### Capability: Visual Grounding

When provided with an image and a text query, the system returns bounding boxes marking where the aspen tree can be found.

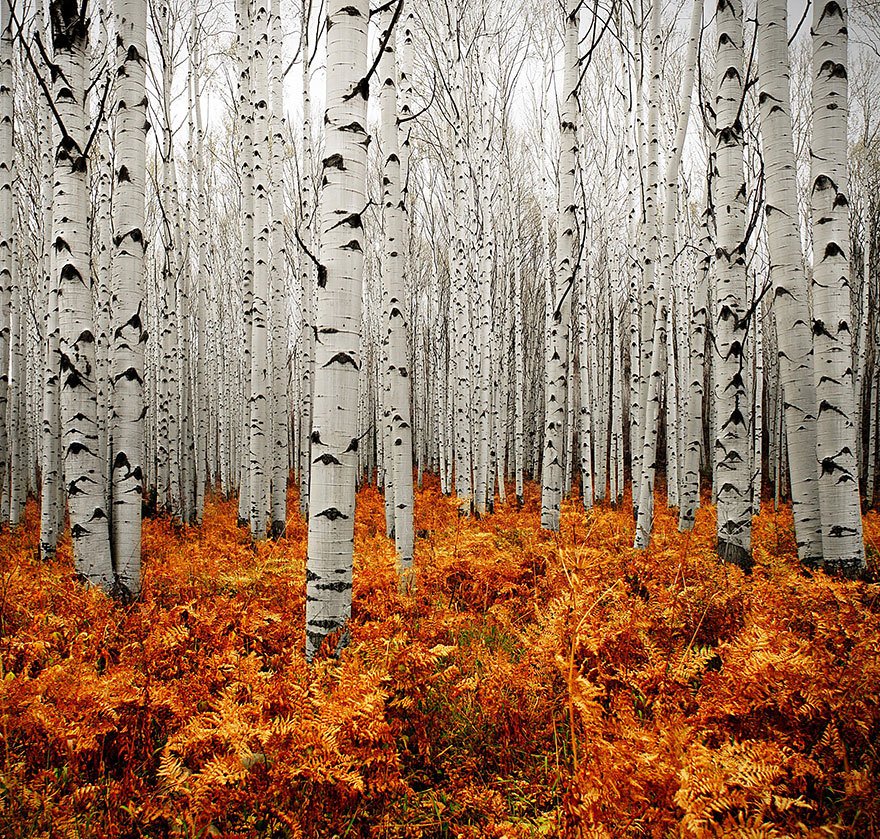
[632,0,662,520]
[38,0,63,559]
[755,0,824,564]
[0,7,12,518]
[92,8,112,513]
[712,0,752,570]
[298,0,314,519]
[512,186,525,506]
[51,0,114,588]
[378,1,414,579]
[540,0,578,531]
[192,28,208,523]
[248,0,271,537]
[268,0,287,538]
[109,0,148,597]
[305,0,369,661]
[611,302,625,503]
[577,265,594,509]
[634,0,701,549]
[474,60,494,517]
[680,162,714,530]
[7,264,21,526]
[155,0,181,517]
[450,56,472,508]
[811,0,865,576]
[237,0,255,525]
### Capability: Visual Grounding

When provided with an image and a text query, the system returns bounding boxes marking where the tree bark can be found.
[810,0,865,576]
[110,0,148,597]
[305,0,369,661]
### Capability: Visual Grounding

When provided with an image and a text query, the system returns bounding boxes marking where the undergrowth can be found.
[0,478,879,838]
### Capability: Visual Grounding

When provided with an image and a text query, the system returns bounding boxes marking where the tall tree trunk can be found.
[110,0,148,597]
[51,3,114,588]
[298,0,314,519]
[378,3,414,581]
[755,0,823,566]
[237,0,255,525]
[39,0,63,558]
[0,10,12,519]
[450,61,472,507]
[634,0,701,549]
[268,0,288,538]
[248,0,270,537]
[192,29,208,523]
[305,0,369,661]
[679,227,710,531]
[711,0,752,570]
[811,0,865,576]
[577,266,594,509]
[633,0,662,520]
[540,0,578,531]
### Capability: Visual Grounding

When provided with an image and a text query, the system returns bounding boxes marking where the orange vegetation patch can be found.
[1,480,879,838]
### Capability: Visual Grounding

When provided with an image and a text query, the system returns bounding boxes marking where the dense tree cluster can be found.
[0,0,877,661]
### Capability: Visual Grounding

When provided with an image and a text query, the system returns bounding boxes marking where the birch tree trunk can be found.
[247,0,271,537]
[268,0,288,537]
[110,0,148,597]
[298,0,315,519]
[634,0,700,549]
[0,10,12,518]
[756,0,823,567]
[7,269,21,525]
[450,63,472,507]
[192,30,208,523]
[237,0,255,524]
[679,229,710,531]
[39,0,63,558]
[578,266,593,509]
[711,0,752,570]
[378,3,414,580]
[633,0,662,520]
[540,0,578,531]
[305,0,369,660]
[52,4,114,588]
[810,0,865,576]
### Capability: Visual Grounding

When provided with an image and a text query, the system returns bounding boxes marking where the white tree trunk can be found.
[634,0,700,549]
[810,0,865,576]
[711,0,752,570]
[0,12,12,519]
[679,194,713,530]
[110,0,148,597]
[378,4,414,579]
[305,0,369,660]
[268,0,288,537]
[577,266,593,509]
[52,8,114,588]
[540,0,578,531]
[192,29,208,523]
[237,0,255,524]
[298,0,315,519]
[39,1,62,558]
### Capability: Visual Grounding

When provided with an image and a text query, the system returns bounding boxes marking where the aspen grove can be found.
[1,0,880,835]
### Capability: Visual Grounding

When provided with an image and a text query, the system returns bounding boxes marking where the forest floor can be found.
[1,480,880,838]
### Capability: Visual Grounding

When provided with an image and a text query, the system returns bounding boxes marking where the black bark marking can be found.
[316,581,352,593]
[313,452,342,466]
[315,507,348,521]
[324,352,359,369]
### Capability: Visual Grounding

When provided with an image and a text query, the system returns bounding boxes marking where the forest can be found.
[0,0,879,835]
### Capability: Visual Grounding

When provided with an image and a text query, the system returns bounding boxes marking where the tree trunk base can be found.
[823,556,869,581]
[717,540,753,573]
